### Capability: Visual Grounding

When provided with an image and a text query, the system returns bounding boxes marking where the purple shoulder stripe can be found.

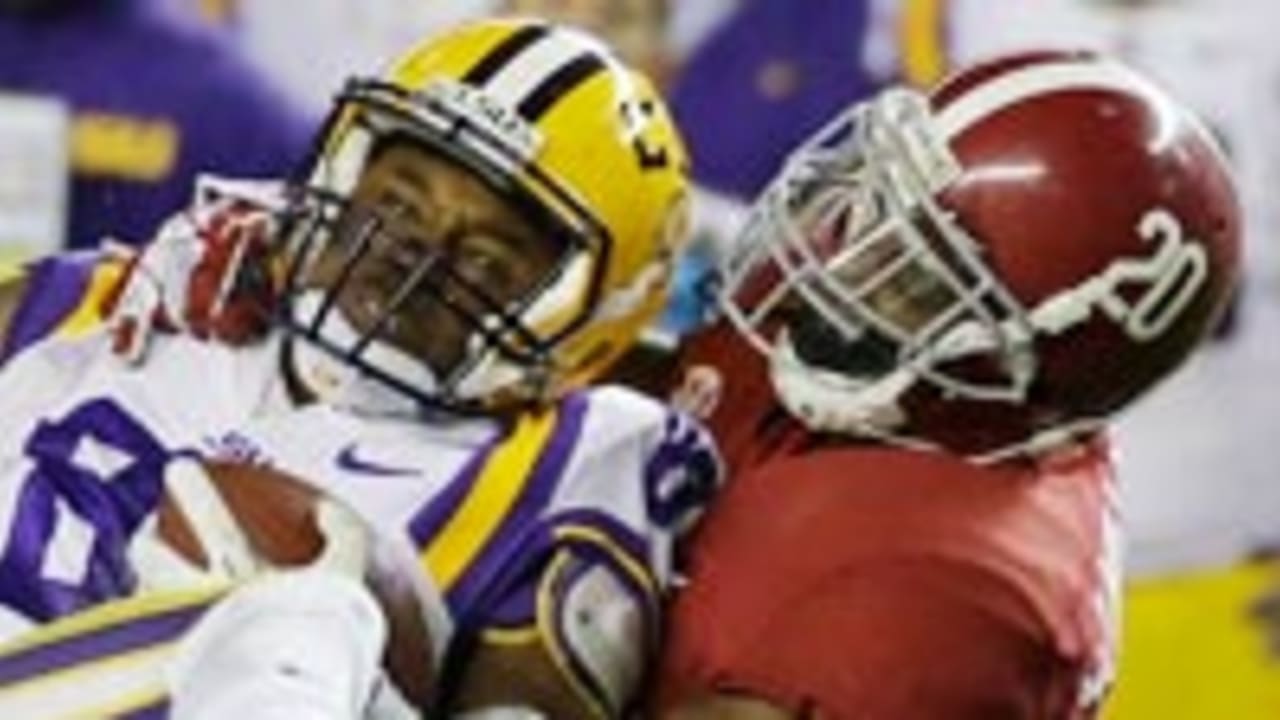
[2,251,103,361]
[407,432,503,549]
[443,393,591,616]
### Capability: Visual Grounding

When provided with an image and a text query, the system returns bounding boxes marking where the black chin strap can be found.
[788,309,899,380]
[277,339,318,407]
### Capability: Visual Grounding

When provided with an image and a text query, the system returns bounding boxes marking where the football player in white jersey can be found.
[0,17,717,719]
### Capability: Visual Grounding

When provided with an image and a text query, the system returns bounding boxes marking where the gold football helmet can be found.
[281,17,690,413]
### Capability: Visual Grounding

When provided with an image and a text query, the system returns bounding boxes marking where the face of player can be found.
[735,180,962,381]
[304,142,564,379]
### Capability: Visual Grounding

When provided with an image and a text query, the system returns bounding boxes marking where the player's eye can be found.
[376,189,432,235]
[454,234,522,297]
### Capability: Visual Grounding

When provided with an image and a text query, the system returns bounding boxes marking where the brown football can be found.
[154,459,437,705]
[156,460,325,568]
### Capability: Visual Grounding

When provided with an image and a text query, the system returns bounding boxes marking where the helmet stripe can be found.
[457,24,615,124]
[517,52,607,121]
[461,22,550,86]
[475,28,610,123]
[936,57,1162,139]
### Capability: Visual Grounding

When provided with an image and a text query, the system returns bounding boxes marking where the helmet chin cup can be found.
[769,329,912,437]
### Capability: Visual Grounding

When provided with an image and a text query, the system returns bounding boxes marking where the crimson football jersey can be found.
[657,327,1119,719]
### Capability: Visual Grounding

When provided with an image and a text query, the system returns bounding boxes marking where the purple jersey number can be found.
[0,398,171,621]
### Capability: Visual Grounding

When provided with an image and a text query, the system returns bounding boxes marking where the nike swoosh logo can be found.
[336,444,421,478]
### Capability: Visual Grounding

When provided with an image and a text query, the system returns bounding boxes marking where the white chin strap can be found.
[288,291,438,418]
[770,333,1106,464]
[769,331,915,438]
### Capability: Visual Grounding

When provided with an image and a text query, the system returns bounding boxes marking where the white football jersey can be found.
[0,326,720,671]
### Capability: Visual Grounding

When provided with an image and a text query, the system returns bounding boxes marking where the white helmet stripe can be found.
[484,31,603,117]
[461,23,550,85]
[936,57,1166,139]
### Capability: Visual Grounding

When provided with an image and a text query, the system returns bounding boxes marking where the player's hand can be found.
[132,457,437,710]
[104,194,279,364]
[128,457,374,590]
[670,364,724,420]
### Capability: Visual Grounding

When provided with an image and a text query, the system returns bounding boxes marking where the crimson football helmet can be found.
[720,50,1241,461]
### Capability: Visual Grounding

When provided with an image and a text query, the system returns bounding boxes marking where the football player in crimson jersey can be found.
[655,50,1240,720]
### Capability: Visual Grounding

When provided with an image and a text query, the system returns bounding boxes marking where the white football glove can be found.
[167,569,397,720]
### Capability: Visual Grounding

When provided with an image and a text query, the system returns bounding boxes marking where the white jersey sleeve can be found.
[547,386,722,586]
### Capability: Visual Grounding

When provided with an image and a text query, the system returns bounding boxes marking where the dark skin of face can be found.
[790,190,958,336]
[304,142,561,379]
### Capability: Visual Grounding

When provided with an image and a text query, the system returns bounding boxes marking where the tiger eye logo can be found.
[619,96,674,172]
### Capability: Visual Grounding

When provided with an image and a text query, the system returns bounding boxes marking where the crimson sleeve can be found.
[683,559,1083,720]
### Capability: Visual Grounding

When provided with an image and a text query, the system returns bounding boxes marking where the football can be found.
[156,459,326,569]
[152,458,436,705]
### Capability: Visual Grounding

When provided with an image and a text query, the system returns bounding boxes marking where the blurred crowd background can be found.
[1,0,1278,716]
